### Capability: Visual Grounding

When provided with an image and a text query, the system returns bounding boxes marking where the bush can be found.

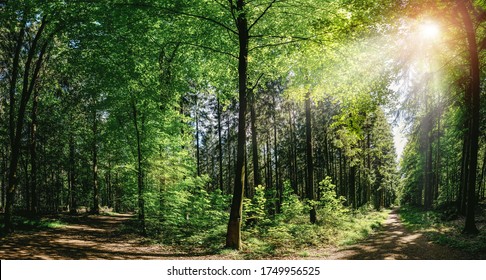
[243,185,268,228]
[316,176,348,225]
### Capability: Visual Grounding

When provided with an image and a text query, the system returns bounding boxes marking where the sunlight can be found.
[419,21,440,40]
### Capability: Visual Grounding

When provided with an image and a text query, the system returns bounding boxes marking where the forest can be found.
[1,0,486,260]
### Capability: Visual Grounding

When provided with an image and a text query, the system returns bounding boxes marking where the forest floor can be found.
[0,209,476,260]
[0,213,221,260]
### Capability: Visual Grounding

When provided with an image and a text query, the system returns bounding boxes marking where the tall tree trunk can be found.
[434,111,442,201]
[288,108,298,194]
[5,22,25,231]
[106,161,112,209]
[91,109,100,215]
[479,153,486,200]
[1,147,6,212]
[266,138,272,192]
[366,127,372,204]
[132,99,146,236]
[458,130,469,214]
[226,0,249,250]
[349,165,356,209]
[305,91,316,224]
[250,91,261,188]
[458,0,480,234]
[273,95,281,213]
[68,135,77,214]
[5,18,48,232]
[29,89,39,215]
[425,135,434,210]
[227,113,233,194]
[217,97,224,193]
[195,96,201,177]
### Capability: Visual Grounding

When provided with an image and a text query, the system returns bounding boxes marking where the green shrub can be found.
[243,185,268,227]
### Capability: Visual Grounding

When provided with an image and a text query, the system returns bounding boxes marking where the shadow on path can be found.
[0,214,216,260]
[328,208,469,260]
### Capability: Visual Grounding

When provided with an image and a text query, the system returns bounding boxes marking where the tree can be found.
[457,0,480,234]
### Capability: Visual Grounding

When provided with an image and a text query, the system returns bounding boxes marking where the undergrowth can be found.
[1,215,66,232]
[138,178,389,258]
[399,205,486,258]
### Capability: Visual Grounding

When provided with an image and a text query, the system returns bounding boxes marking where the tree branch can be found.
[101,1,239,35]
[250,73,264,92]
[167,41,238,59]
[248,0,278,32]
[173,9,238,35]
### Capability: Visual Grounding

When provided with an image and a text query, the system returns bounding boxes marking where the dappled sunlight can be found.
[324,209,467,260]
[0,214,226,260]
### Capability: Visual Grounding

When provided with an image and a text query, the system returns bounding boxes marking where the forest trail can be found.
[323,208,468,260]
[0,214,219,260]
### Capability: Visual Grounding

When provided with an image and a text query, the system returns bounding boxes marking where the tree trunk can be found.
[226,0,248,250]
[273,95,281,213]
[195,96,201,177]
[458,0,480,234]
[68,135,77,214]
[28,89,39,216]
[425,136,433,210]
[305,91,316,224]
[217,97,224,193]
[288,108,298,194]
[250,91,261,188]
[91,109,100,215]
[5,19,48,232]
[132,99,146,236]
[458,130,469,214]
[349,165,356,209]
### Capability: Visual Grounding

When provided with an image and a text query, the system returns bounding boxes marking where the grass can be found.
[399,205,486,258]
[338,209,389,246]
[132,206,389,259]
[234,207,389,259]
[0,215,67,232]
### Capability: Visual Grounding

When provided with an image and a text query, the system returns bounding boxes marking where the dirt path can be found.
[322,208,468,260]
[0,214,220,260]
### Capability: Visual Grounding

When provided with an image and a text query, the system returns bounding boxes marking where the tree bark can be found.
[458,0,480,234]
[195,95,201,177]
[29,89,39,215]
[5,18,48,232]
[226,0,248,250]
[91,109,100,215]
[217,97,224,193]
[68,135,77,214]
[132,99,146,236]
[273,95,281,213]
[305,91,316,224]
[250,90,261,188]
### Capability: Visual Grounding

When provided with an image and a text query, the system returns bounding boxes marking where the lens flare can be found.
[420,21,440,39]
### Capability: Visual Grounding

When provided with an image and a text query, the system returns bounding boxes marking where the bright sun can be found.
[420,21,440,39]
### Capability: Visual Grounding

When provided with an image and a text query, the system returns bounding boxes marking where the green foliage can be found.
[235,179,388,258]
[243,185,268,227]
[399,206,486,257]
[317,177,348,224]
[279,181,306,223]
[5,216,66,231]
[338,208,389,245]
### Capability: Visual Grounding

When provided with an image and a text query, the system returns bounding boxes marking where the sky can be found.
[393,122,407,162]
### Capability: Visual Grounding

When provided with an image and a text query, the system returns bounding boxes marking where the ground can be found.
[0,209,472,260]
[322,208,468,259]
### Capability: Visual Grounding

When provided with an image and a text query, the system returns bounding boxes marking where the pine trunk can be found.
[305,91,316,224]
